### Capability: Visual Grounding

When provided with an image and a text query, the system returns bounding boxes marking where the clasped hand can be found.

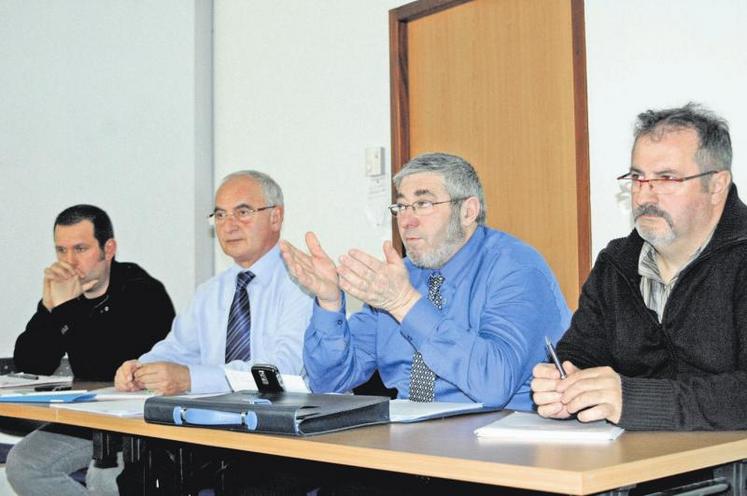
[280,232,421,321]
[114,359,191,395]
[531,362,623,424]
[42,260,98,310]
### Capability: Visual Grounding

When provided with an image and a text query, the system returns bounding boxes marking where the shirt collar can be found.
[227,243,281,289]
[406,225,486,287]
[637,229,715,284]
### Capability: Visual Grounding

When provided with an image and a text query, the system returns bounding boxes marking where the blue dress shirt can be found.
[140,244,313,393]
[304,226,571,409]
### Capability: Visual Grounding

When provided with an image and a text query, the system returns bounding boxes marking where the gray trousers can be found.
[5,423,122,496]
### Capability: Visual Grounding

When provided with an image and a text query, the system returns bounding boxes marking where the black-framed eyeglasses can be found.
[388,198,465,217]
[617,170,719,194]
[208,205,276,224]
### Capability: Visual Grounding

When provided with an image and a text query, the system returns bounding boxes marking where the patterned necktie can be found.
[408,271,444,402]
[225,271,255,362]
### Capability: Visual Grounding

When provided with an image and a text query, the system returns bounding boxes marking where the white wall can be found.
[213,0,403,274]
[3,0,747,357]
[585,0,747,258]
[214,0,747,270]
[0,1,214,356]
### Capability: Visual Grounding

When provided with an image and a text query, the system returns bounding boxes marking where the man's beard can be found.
[634,203,676,247]
[406,209,465,269]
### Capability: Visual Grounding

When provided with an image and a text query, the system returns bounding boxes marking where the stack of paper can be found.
[0,373,72,389]
[390,399,486,423]
[474,412,624,441]
[52,399,147,417]
[92,386,155,401]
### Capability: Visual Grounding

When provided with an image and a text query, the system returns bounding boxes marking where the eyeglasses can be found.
[617,170,718,194]
[388,198,465,217]
[208,205,276,224]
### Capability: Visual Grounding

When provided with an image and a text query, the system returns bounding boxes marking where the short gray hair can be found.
[393,152,486,224]
[221,170,284,206]
[634,102,732,175]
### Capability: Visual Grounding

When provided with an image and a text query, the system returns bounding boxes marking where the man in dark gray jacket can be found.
[532,103,747,430]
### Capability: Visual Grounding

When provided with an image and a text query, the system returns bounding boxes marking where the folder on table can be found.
[0,390,95,403]
[144,391,389,436]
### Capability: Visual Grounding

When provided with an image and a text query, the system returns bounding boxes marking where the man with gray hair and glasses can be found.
[113,170,313,493]
[115,170,311,395]
[532,103,747,430]
[281,152,570,409]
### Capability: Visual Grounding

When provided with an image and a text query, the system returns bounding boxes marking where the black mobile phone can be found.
[251,364,285,393]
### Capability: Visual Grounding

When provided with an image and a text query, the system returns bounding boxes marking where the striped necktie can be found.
[408,271,444,402]
[225,271,255,362]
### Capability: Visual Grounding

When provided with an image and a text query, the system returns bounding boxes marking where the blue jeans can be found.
[6,423,122,496]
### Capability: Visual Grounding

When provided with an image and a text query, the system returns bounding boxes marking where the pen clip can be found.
[544,336,567,379]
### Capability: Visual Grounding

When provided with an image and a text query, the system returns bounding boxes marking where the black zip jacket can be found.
[14,260,175,381]
[558,184,747,430]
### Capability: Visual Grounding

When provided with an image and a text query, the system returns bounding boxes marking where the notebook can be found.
[474,411,624,442]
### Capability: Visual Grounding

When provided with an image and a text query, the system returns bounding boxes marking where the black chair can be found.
[353,370,398,399]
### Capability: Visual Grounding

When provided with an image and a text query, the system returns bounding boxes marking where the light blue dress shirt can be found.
[305,226,571,410]
[140,244,312,393]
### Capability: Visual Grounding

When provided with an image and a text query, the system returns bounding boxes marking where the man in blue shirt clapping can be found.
[281,152,570,409]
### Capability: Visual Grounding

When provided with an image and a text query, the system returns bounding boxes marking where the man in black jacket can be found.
[7,204,175,495]
[532,103,747,431]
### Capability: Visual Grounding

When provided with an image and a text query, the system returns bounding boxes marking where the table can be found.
[1,401,746,495]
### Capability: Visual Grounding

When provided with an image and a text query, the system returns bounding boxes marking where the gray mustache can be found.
[634,204,673,226]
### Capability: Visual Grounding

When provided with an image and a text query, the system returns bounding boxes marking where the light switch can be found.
[365,147,385,176]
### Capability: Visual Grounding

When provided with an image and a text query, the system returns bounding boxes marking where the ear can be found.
[460,197,480,226]
[270,206,284,233]
[709,171,731,204]
[104,238,117,261]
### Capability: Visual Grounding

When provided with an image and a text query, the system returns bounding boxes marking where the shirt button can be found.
[336,320,343,326]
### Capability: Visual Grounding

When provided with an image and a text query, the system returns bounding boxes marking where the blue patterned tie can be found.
[408,271,444,402]
[225,271,255,362]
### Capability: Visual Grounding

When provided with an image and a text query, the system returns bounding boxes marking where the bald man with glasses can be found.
[281,152,570,410]
[532,103,747,431]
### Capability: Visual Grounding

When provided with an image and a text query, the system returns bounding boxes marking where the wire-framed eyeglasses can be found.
[388,198,465,217]
[617,170,718,194]
[208,205,276,224]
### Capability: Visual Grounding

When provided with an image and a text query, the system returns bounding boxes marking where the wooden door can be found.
[390,0,590,309]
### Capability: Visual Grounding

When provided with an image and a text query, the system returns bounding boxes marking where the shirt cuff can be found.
[187,363,231,394]
[400,297,441,348]
[619,376,676,430]
[311,297,347,334]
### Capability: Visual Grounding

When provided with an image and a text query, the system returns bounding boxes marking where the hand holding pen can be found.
[533,337,623,424]
[530,337,577,420]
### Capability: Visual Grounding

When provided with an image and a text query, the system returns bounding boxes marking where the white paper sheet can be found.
[474,411,624,442]
[224,369,310,393]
